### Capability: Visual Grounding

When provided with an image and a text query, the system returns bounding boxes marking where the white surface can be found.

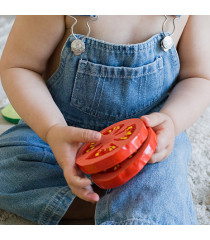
[0,16,15,102]
[0,16,209,225]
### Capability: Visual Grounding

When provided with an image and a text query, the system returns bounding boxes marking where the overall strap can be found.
[160,15,181,52]
[67,15,99,56]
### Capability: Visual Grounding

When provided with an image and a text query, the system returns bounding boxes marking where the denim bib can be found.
[46,31,180,131]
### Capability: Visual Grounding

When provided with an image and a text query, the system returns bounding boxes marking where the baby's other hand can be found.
[45,124,102,204]
[141,112,175,163]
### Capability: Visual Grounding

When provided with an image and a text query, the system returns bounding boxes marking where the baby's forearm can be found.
[159,77,210,136]
[1,67,67,142]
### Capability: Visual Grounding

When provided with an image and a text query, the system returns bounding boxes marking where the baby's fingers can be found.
[155,129,169,153]
[61,158,100,203]
[141,112,166,127]
[63,165,91,188]
[71,184,100,204]
[63,165,99,203]
[148,148,168,163]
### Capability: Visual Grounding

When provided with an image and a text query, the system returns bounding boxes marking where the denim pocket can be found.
[70,57,164,122]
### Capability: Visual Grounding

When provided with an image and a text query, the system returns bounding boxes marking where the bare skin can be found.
[0,15,210,223]
[43,15,189,82]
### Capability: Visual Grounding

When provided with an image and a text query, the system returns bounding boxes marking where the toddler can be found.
[0,15,209,225]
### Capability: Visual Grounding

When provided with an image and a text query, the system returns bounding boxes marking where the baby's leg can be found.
[95,131,198,225]
[0,120,97,225]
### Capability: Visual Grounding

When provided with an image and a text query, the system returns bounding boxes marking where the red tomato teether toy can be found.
[76,118,148,174]
[75,118,157,189]
[91,127,157,189]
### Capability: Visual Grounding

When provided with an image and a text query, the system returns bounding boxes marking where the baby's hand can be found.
[45,124,102,204]
[141,112,175,163]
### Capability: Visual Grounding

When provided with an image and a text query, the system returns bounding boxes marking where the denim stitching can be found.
[85,42,156,53]
[89,66,102,113]
[156,70,164,100]
[141,68,164,109]
[105,188,113,222]
[143,74,147,108]
[67,31,164,54]
[73,58,98,112]
[68,32,166,54]
[138,74,142,113]
[76,57,163,78]
[46,190,72,225]
[171,45,180,67]
[94,71,106,115]
[70,59,83,102]
[38,186,74,225]
[77,65,163,78]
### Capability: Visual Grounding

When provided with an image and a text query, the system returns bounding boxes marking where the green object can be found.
[1,104,21,124]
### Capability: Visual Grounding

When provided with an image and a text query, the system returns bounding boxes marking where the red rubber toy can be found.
[91,127,157,189]
[75,118,157,189]
[76,118,148,174]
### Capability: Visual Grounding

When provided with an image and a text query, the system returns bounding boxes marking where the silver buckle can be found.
[68,15,99,55]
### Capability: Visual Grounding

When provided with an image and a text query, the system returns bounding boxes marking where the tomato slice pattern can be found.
[91,127,157,189]
[76,119,148,174]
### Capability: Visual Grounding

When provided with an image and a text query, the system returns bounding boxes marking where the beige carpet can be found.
[0,15,209,225]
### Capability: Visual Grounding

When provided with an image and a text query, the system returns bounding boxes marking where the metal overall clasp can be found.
[68,15,99,55]
[161,15,180,52]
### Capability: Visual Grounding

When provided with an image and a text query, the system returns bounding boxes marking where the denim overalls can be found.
[0,16,198,225]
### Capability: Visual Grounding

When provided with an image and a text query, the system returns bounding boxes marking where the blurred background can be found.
[0,15,15,108]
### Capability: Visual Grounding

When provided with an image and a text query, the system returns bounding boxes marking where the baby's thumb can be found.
[141,112,165,127]
[72,127,101,143]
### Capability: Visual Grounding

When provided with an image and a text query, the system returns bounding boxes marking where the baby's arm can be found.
[141,15,210,163]
[0,15,67,141]
[0,16,101,203]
